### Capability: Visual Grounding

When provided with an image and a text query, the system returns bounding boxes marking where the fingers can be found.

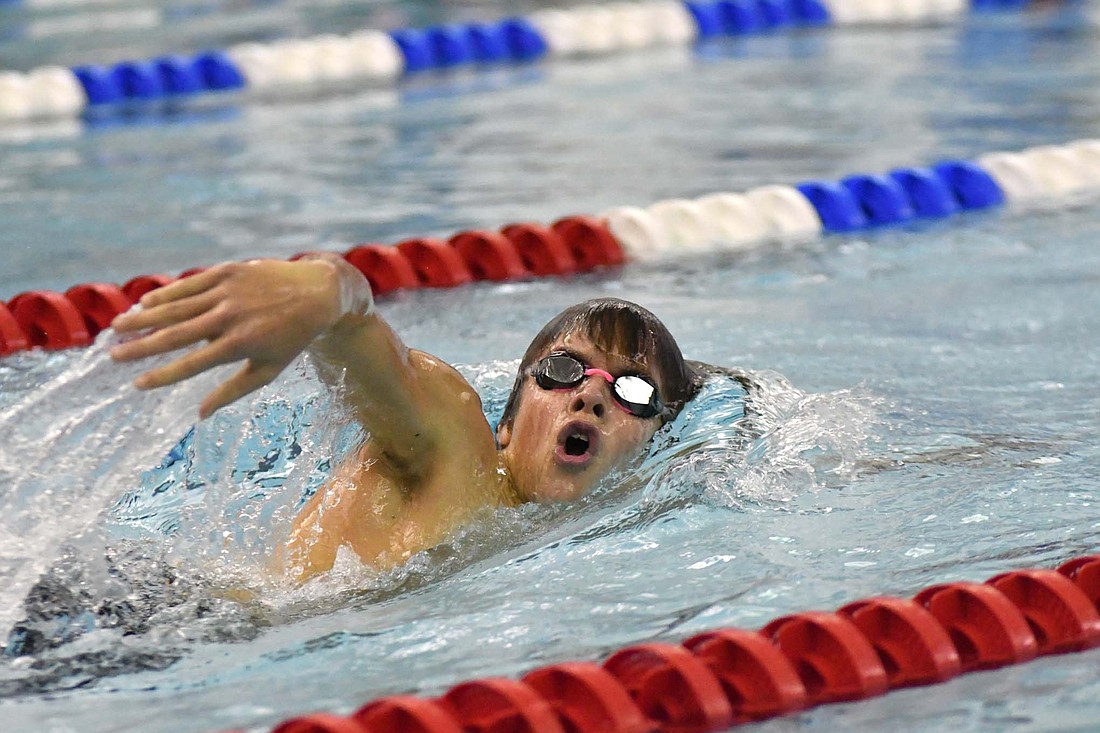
[140,268,224,309]
[111,289,221,335]
[132,337,239,390]
[111,268,226,332]
[199,361,284,419]
[111,307,223,363]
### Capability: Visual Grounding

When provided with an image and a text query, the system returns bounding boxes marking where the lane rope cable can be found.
[0,0,1042,123]
[210,553,1100,733]
[2,136,1097,357]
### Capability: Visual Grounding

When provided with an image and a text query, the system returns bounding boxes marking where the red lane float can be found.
[759,612,890,705]
[500,223,577,276]
[65,283,133,336]
[122,273,177,302]
[1058,555,1100,612]
[270,713,368,733]
[395,238,474,288]
[682,628,808,722]
[521,662,651,733]
[440,678,564,733]
[603,643,734,733]
[1,212,628,357]
[986,569,1100,654]
[552,216,625,269]
[344,244,420,296]
[913,582,1038,671]
[8,290,91,350]
[353,696,462,733]
[449,230,529,282]
[225,555,1100,733]
[837,596,962,688]
[0,302,30,356]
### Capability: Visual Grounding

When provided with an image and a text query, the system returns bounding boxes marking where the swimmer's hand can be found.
[110,256,373,419]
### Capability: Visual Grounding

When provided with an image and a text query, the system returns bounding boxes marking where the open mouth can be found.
[555,421,600,467]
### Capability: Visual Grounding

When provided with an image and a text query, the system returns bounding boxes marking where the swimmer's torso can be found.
[283,350,507,580]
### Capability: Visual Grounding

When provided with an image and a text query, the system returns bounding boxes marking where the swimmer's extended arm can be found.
[110,256,453,476]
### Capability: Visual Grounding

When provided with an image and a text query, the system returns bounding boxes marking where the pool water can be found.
[1,3,1100,732]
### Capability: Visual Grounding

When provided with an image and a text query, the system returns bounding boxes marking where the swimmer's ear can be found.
[496,421,512,448]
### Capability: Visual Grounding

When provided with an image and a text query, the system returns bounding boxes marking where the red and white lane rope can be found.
[2,137,1098,358]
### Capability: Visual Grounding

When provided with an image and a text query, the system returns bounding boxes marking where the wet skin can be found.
[110,258,664,580]
[498,333,663,504]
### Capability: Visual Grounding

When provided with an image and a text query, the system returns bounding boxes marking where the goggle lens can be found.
[531,354,663,419]
[539,355,585,386]
[613,375,656,408]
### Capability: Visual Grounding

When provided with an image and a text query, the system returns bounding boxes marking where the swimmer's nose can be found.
[570,377,608,419]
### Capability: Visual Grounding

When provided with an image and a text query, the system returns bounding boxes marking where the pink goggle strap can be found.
[583,367,615,383]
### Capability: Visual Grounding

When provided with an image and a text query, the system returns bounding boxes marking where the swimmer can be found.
[110,256,709,580]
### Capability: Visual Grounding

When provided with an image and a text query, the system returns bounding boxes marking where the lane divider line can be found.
[0,0,1042,123]
[2,137,1098,358]
[208,555,1100,733]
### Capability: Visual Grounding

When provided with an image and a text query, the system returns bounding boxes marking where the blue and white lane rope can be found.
[1,136,1097,356]
[602,138,1100,259]
[0,0,1038,122]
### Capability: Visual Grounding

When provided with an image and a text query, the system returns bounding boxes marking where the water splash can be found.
[637,370,879,511]
[0,339,357,690]
[489,369,881,563]
[0,332,221,643]
[0,347,879,695]
[731,370,882,505]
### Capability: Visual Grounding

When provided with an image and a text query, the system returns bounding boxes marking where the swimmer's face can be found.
[497,333,664,504]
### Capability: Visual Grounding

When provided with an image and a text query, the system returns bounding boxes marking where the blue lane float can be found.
[499,18,550,61]
[758,0,796,28]
[111,61,166,101]
[70,51,245,108]
[792,0,833,24]
[389,29,436,73]
[718,0,768,33]
[71,65,123,106]
[2,137,1098,358]
[686,0,727,36]
[601,142,1063,258]
[0,0,1042,123]
[890,167,961,219]
[154,56,205,96]
[193,52,246,91]
[933,160,1006,210]
[842,174,917,226]
[391,18,549,74]
[464,24,511,63]
[796,181,868,233]
[812,161,1003,229]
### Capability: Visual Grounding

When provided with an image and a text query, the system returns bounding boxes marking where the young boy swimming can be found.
[110,255,705,580]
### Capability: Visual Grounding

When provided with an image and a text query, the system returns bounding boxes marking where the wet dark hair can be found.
[497,298,703,434]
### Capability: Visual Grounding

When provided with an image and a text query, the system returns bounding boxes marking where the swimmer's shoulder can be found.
[379,350,501,509]
[406,349,486,413]
[405,348,497,456]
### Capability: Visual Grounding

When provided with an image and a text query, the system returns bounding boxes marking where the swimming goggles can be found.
[530,352,665,419]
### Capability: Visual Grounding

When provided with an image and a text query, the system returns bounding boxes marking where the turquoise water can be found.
[1,3,1100,732]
